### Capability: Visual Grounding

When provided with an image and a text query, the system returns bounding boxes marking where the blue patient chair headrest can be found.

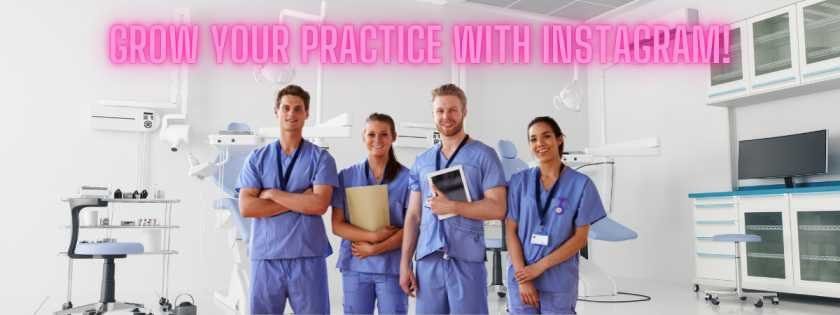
[498,140,518,159]
[497,139,529,182]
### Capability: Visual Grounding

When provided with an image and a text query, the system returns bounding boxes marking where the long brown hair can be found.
[366,113,403,182]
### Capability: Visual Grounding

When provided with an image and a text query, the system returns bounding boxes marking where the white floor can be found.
[202,278,840,315]
[484,279,840,315]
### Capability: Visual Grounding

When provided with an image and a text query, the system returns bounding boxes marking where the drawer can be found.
[694,204,738,221]
[695,221,739,237]
[693,197,736,205]
[695,238,737,255]
[739,195,787,211]
[790,193,840,211]
[696,254,737,281]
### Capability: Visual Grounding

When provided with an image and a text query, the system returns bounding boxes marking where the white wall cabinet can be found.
[797,0,840,83]
[708,0,840,107]
[707,22,750,103]
[748,6,801,93]
[691,191,840,298]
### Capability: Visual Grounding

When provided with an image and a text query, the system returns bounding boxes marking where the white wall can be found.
[735,92,840,186]
[584,0,840,286]
[0,1,583,313]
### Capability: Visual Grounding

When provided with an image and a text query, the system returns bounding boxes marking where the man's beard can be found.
[437,120,464,137]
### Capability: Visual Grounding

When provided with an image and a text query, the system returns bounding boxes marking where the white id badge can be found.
[530,233,549,246]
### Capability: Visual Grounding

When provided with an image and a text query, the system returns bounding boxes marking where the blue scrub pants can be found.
[250,257,330,315]
[341,270,408,314]
[507,273,577,315]
[415,252,488,314]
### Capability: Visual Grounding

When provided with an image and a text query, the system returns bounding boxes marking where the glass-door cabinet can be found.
[740,206,795,288]
[708,22,750,103]
[791,208,840,294]
[748,6,801,92]
[797,0,840,83]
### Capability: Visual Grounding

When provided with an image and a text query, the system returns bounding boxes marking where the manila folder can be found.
[345,184,390,232]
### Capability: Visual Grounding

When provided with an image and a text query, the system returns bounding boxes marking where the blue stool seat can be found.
[76,242,144,256]
[712,234,761,243]
[589,217,638,241]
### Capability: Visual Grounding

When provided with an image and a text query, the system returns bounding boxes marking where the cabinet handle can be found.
[739,194,785,198]
[697,252,736,259]
[695,203,735,209]
[752,76,795,89]
[803,65,840,78]
[708,87,746,97]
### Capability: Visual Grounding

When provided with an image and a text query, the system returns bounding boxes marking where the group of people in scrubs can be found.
[237,83,607,315]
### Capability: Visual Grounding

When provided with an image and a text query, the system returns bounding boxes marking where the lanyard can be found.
[276,140,303,191]
[534,164,564,226]
[435,135,470,171]
[364,160,386,185]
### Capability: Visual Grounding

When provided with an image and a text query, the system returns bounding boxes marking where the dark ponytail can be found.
[527,116,565,154]
[366,113,403,183]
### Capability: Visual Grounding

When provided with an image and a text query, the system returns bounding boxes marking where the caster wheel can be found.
[740,296,747,301]
[710,298,720,305]
[772,297,780,305]
[704,293,711,301]
[755,299,764,308]
[62,302,73,310]
[693,284,700,292]
[497,292,506,298]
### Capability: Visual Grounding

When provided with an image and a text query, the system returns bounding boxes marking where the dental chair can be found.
[571,159,648,302]
[578,216,640,298]
[203,122,256,315]
[57,198,146,315]
[490,140,530,298]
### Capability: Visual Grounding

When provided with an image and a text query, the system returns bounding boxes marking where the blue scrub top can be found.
[331,160,410,275]
[237,139,339,260]
[507,166,607,293]
[408,138,507,262]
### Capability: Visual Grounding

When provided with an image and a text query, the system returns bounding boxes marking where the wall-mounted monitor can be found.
[738,130,828,188]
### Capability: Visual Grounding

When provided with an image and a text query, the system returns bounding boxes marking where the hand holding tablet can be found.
[426,165,472,220]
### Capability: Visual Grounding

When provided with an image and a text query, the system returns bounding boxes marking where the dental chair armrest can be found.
[588,217,638,242]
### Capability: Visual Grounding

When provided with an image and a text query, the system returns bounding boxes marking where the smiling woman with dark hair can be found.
[505,116,607,315]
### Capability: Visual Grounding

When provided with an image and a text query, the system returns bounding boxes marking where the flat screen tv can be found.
[738,130,828,188]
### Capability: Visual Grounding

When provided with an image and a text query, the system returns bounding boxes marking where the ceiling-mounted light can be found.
[553,63,583,112]
[253,64,296,86]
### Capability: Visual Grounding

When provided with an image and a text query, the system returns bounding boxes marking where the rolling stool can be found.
[57,198,148,315]
[703,233,780,308]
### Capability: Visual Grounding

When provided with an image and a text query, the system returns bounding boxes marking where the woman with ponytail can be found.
[504,116,607,314]
[331,113,410,314]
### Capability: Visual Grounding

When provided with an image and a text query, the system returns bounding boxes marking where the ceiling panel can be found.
[466,0,519,7]
[463,0,633,21]
[581,0,635,7]
[551,1,609,20]
[510,0,575,14]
